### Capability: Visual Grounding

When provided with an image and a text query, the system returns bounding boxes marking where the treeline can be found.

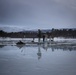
[0,28,76,38]
[0,30,37,38]
[50,28,76,38]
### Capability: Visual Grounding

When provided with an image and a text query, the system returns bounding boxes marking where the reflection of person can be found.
[37,44,42,60]
[43,42,48,51]
[51,47,54,52]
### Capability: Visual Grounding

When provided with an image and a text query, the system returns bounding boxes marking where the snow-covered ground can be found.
[0,37,76,46]
[0,37,76,41]
[54,37,76,42]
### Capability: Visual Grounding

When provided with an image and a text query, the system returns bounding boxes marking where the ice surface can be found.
[0,45,76,75]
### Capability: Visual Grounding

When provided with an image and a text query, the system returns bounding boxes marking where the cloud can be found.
[0,0,76,28]
[0,0,33,23]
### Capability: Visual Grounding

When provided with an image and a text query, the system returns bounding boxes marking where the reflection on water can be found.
[43,42,48,51]
[0,42,76,60]
[0,45,5,48]
[0,43,76,75]
[37,44,42,60]
[16,44,25,49]
[0,43,76,51]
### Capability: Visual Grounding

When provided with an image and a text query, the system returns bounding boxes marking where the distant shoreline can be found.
[0,28,76,38]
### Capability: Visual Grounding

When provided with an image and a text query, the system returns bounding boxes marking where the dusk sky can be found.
[0,0,76,29]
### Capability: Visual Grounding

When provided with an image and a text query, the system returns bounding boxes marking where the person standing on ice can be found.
[38,29,41,42]
[43,35,45,42]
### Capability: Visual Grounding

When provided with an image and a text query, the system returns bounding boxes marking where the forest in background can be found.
[0,28,76,38]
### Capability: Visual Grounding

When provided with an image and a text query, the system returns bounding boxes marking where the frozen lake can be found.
[0,44,76,75]
[0,37,76,45]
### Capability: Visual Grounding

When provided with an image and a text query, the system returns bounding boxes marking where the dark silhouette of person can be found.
[38,29,41,42]
[43,35,45,42]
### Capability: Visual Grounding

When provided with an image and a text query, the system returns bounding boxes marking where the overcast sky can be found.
[0,0,76,29]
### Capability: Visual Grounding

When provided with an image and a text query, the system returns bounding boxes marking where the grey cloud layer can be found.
[0,0,76,28]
